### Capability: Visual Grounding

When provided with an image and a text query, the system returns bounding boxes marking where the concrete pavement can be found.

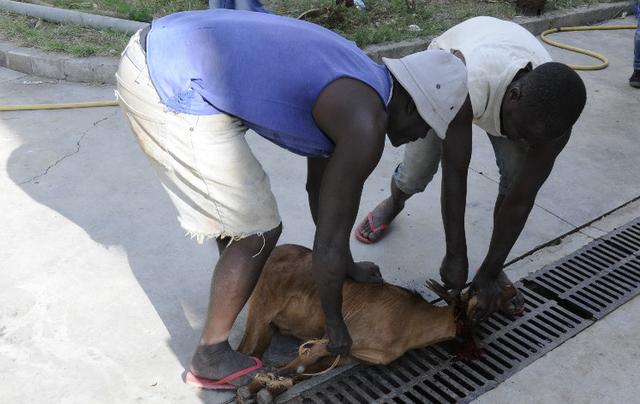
[0,15,638,404]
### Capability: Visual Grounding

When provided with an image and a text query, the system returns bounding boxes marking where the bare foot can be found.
[190,341,261,386]
[355,197,401,243]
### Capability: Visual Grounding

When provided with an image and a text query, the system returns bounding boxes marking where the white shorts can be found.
[115,30,281,243]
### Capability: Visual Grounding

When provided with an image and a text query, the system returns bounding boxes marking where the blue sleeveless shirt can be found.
[146,10,392,157]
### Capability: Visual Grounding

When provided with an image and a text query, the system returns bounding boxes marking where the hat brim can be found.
[383,57,449,139]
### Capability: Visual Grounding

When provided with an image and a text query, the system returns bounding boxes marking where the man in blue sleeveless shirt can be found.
[116,9,468,388]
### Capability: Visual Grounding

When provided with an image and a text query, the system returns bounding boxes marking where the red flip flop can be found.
[355,212,389,244]
[185,357,263,390]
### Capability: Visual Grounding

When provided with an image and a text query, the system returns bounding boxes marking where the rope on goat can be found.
[253,372,294,390]
[298,338,342,376]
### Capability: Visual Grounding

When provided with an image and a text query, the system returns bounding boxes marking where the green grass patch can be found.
[265,0,603,46]
[268,0,518,46]
[0,11,129,56]
[2,0,608,56]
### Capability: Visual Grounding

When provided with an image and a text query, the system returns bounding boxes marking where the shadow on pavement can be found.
[5,103,237,403]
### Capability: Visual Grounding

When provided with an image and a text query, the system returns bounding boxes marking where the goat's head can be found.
[425,279,520,322]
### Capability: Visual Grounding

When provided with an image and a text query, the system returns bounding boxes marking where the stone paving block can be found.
[62,57,94,83]
[30,49,68,80]
[89,56,118,84]
[63,56,117,84]
[0,40,19,67]
[5,48,34,75]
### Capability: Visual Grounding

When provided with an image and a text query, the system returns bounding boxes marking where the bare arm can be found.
[306,157,330,226]
[440,96,473,292]
[311,78,386,354]
[480,131,570,278]
[472,130,571,317]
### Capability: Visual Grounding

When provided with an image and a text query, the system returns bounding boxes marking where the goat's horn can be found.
[425,279,453,302]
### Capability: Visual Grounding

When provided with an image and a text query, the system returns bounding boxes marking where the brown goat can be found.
[237,244,517,402]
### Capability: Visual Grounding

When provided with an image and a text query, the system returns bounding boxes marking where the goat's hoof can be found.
[237,386,253,402]
[257,388,274,404]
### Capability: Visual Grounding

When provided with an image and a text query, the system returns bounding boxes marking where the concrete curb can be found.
[0,1,634,84]
[0,39,120,84]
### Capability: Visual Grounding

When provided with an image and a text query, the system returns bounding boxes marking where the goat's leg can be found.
[237,274,284,358]
[237,314,275,358]
[264,345,351,400]
[296,355,353,374]
[237,378,265,403]
[238,321,274,357]
[240,341,351,403]
[273,339,334,376]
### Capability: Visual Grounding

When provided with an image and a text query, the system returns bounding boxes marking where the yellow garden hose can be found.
[0,99,118,111]
[540,24,638,70]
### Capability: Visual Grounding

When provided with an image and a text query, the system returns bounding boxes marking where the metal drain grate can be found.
[279,217,640,404]
[280,286,590,404]
[525,218,640,320]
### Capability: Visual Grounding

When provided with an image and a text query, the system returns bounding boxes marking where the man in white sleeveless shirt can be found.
[356,17,587,320]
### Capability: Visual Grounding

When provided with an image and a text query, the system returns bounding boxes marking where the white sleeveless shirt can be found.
[428,16,552,136]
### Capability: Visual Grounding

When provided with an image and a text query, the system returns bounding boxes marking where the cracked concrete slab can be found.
[18,112,117,185]
[0,15,639,404]
[1,75,117,183]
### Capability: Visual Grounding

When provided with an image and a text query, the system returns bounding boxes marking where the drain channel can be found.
[280,287,590,404]
[280,216,640,403]
[525,218,640,320]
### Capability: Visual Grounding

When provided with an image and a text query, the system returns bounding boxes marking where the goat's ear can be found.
[425,279,453,303]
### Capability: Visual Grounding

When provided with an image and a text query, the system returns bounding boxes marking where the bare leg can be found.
[190,223,282,384]
[356,177,412,243]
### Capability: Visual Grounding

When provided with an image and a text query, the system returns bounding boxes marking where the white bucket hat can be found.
[383,49,468,139]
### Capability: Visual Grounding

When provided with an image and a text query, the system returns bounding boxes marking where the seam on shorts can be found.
[115,82,162,121]
[158,122,171,171]
[188,116,228,235]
